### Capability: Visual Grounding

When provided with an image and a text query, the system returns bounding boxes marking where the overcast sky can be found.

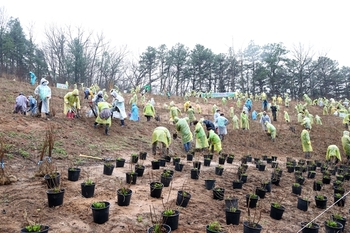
[2,0,350,66]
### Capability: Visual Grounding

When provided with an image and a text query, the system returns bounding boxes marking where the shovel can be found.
[79,154,115,162]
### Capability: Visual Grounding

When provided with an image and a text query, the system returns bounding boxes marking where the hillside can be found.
[0,74,348,233]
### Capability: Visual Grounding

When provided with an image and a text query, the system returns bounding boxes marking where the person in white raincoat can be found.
[34,78,51,119]
[110,89,127,127]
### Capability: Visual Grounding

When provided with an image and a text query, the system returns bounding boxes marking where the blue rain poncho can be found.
[252,110,257,120]
[130,103,139,121]
[29,72,37,85]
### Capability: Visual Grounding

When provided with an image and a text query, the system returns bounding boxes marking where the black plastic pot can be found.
[139,151,147,160]
[68,168,80,181]
[297,197,310,211]
[331,215,346,232]
[117,189,132,206]
[258,164,266,171]
[91,201,110,224]
[173,157,181,165]
[215,166,224,176]
[204,159,211,166]
[218,157,225,165]
[226,209,241,225]
[44,173,60,189]
[213,188,225,200]
[296,176,305,185]
[334,195,346,207]
[186,153,193,161]
[131,155,138,163]
[243,221,262,233]
[266,157,272,164]
[191,168,200,179]
[163,155,171,162]
[262,181,271,192]
[204,179,215,190]
[315,196,327,209]
[324,221,343,233]
[313,181,322,191]
[175,163,184,171]
[81,183,95,198]
[135,165,145,177]
[271,178,280,186]
[255,187,266,199]
[292,185,302,195]
[161,175,173,187]
[159,159,166,167]
[103,164,114,175]
[271,161,278,168]
[147,224,171,233]
[233,180,243,189]
[300,222,319,233]
[116,158,126,167]
[126,172,137,185]
[227,156,234,164]
[322,176,331,184]
[246,194,259,208]
[150,182,164,198]
[176,190,191,207]
[163,169,174,177]
[241,175,248,183]
[270,204,285,220]
[307,171,316,179]
[47,189,65,207]
[151,160,160,170]
[20,225,49,233]
[287,166,295,173]
[162,210,179,230]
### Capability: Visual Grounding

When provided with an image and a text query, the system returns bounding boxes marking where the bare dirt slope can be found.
[0,75,348,233]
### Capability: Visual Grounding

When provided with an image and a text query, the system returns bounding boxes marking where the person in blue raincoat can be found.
[252,110,257,120]
[27,95,37,116]
[29,72,37,85]
[130,103,139,121]
[245,98,252,112]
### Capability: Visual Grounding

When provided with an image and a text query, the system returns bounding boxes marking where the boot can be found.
[105,125,109,135]
[41,112,45,118]
[93,122,98,128]
[121,120,125,127]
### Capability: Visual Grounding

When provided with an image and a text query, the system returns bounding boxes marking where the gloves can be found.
[65,101,69,104]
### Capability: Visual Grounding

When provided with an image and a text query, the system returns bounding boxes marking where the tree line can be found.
[1,11,350,100]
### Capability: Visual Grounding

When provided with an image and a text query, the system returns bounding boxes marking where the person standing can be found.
[129,103,139,121]
[301,128,312,158]
[260,111,271,132]
[174,117,193,152]
[193,120,209,151]
[169,102,181,123]
[232,114,239,130]
[270,104,277,121]
[143,101,155,122]
[240,110,249,130]
[216,113,229,141]
[152,126,171,156]
[187,106,196,126]
[34,78,51,120]
[111,90,127,127]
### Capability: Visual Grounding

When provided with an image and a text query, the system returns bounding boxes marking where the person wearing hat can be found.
[91,91,105,116]
[193,120,209,151]
[265,121,277,142]
[174,117,193,152]
[151,126,171,156]
[259,111,271,132]
[34,78,51,119]
[64,89,81,118]
[301,127,312,158]
[213,109,221,132]
[143,101,156,122]
[240,110,249,130]
[13,93,29,115]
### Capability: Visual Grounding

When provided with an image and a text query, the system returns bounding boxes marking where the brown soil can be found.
[0,75,348,233]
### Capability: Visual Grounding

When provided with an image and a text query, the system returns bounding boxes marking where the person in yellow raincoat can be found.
[222,97,227,106]
[315,115,322,125]
[229,106,234,118]
[208,129,222,155]
[212,104,218,114]
[265,122,276,142]
[143,101,155,121]
[193,120,209,151]
[232,115,239,130]
[326,145,341,164]
[285,96,289,108]
[343,114,350,129]
[64,89,81,117]
[93,101,112,135]
[187,106,196,126]
[174,117,193,152]
[184,101,190,112]
[196,103,202,114]
[169,102,181,123]
[240,110,249,130]
[323,105,328,115]
[277,95,283,105]
[341,131,350,161]
[151,126,171,156]
[284,111,290,123]
[301,128,312,158]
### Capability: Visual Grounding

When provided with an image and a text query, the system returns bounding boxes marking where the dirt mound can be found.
[0,76,348,232]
